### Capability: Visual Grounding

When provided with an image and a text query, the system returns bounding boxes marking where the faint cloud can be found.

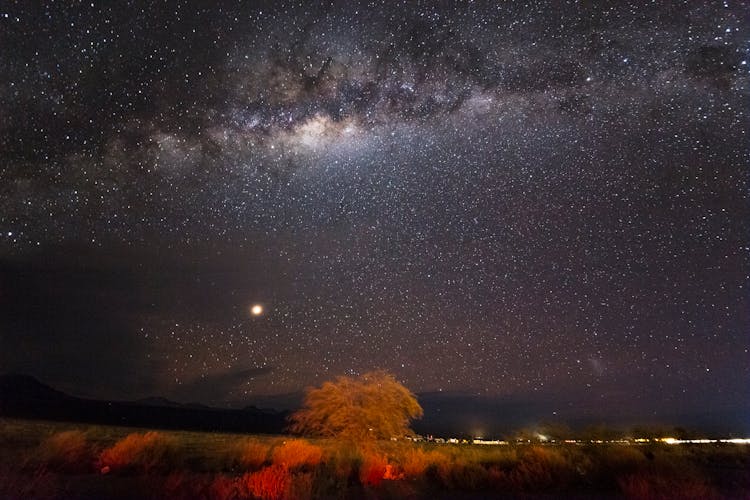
[172,366,275,404]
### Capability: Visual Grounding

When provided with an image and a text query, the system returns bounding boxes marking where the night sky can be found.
[1,1,748,431]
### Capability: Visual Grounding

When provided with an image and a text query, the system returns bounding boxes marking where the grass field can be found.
[1,417,748,499]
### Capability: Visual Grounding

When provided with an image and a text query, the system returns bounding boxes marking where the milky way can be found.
[1,1,748,430]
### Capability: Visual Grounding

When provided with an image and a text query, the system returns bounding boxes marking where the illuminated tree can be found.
[288,370,423,440]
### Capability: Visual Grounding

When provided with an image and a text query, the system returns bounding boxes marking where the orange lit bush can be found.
[241,464,290,500]
[98,431,179,473]
[359,452,389,486]
[271,439,323,470]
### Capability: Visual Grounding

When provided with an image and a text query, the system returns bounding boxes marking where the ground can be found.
[1,418,748,499]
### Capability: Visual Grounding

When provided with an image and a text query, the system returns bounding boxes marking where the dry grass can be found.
[209,473,243,500]
[286,471,315,500]
[1,418,748,499]
[319,439,361,486]
[37,429,94,473]
[240,464,290,500]
[219,437,273,471]
[98,431,180,473]
[271,439,323,470]
[505,445,578,492]
[358,451,389,486]
[618,470,720,499]
[0,463,60,500]
[397,447,432,478]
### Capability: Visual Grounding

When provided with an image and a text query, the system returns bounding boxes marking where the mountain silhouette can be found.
[0,373,287,434]
[0,373,70,402]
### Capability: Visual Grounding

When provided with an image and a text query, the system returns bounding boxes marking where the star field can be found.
[0,1,748,426]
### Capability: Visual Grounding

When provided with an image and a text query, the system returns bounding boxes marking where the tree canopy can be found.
[288,370,423,440]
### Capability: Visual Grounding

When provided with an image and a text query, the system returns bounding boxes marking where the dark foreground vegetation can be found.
[1,418,748,499]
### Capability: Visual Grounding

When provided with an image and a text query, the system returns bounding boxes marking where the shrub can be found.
[618,470,719,499]
[229,438,272,471]
[382,463,404,480]
[454,462,490,490]
[210,474,242,500]
[286,471,315,500]
[315,441,361,494]
[475,446,519,468]
[396,447,447,479]
[359,452,389,486]
[271,439,323,470]
[98,431,180,473]
[431,457,489,490]
[160,471,214,500]
[582,444,647,488]
[396,447,428,478]
[508,446,577,492]
[601,445,648,470]
[38,430,93,473]
[241,464,291,500]
[0,463,59,500]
